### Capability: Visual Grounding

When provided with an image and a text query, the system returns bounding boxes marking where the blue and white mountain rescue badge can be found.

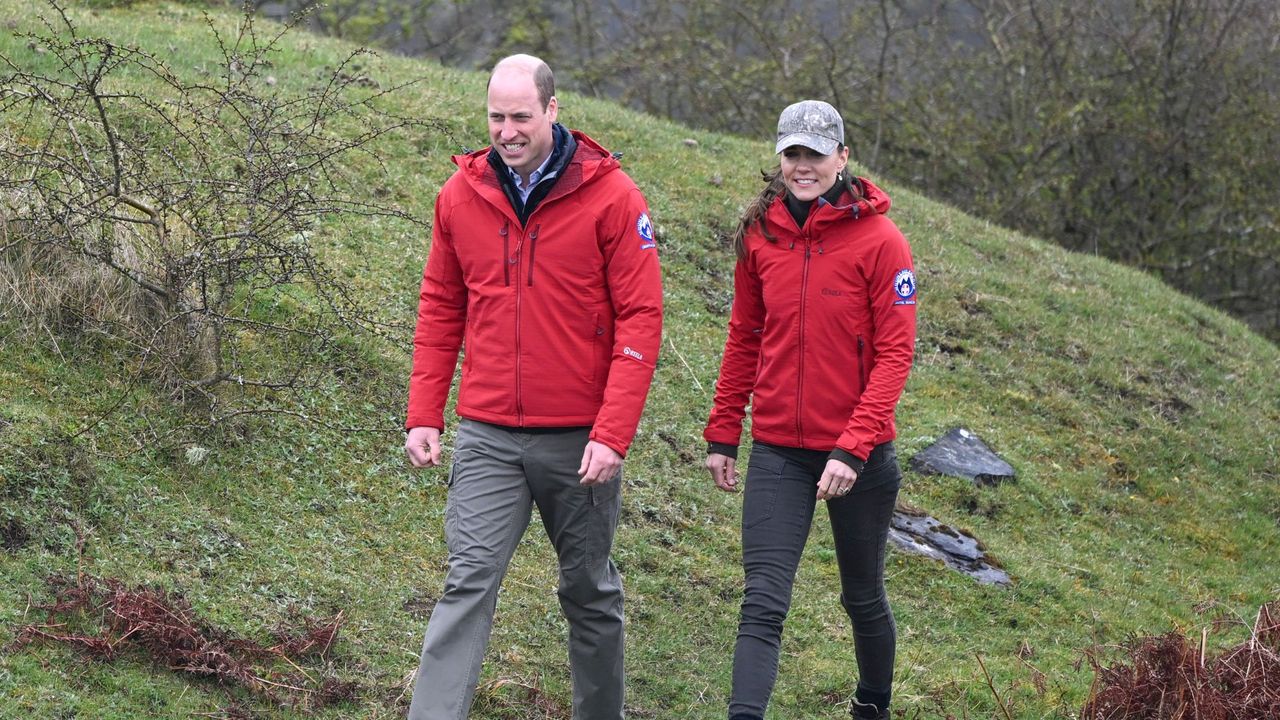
[893,269,917,305]
[636,212,656,250]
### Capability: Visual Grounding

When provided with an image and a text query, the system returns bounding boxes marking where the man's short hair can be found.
[490,55,556,110]
[532,62,555,110]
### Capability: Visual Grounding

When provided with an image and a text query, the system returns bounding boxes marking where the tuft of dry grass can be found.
[0,210,164,350]
[11,574,359,710]
[1082,601,1280,719]
[469,676,571,720]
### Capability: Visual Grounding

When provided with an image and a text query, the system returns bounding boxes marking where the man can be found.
[403,54,663,720]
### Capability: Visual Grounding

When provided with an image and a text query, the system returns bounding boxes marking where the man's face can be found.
[487,70,558,181]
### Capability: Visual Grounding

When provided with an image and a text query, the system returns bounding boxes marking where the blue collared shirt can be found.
[507,150,558,204]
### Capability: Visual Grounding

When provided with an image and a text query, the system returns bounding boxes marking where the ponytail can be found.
[732,167,785,259]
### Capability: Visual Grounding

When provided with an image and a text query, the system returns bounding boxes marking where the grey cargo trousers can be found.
[407,419,625,720]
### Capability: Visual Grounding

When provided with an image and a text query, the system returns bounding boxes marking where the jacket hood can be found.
[847,175,892,216]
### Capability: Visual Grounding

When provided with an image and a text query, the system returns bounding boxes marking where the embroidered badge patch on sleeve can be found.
[893,268,917,306]
[636,212,656,250]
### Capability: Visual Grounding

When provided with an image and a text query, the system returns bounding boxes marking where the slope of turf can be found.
[2,2,1277,718]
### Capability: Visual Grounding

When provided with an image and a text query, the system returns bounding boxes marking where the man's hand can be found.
[705,452,739,492]
[578,440,623,486]
[405,426,443,468]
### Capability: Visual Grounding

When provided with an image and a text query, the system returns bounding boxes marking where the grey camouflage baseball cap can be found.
[775,100,844,155]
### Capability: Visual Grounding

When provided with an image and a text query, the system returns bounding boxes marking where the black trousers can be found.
[729,441,900,719]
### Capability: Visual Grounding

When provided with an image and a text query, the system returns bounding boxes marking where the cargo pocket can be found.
[442,447,470,554]
[588,470,621,507]
[850,442,902,495]
[862,443,899,476]
[443,463,460,555]
[445,458,460,488]
[743,450,784,531]
[585,470,622,570]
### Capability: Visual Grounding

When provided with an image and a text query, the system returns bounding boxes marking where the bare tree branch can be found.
[1,0,441,444]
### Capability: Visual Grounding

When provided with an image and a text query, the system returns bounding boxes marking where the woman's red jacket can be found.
[703,177,916,462]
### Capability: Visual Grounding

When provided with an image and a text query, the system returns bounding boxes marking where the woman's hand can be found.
[706,452,739,492]
[816,459,858,501]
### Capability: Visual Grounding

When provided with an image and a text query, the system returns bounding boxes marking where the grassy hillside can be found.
[2,2,1277,719]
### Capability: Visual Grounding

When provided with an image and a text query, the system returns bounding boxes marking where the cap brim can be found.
[775,133,839,155]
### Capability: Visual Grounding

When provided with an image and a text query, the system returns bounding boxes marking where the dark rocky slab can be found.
[910,427,1015,486]
[888,507,1010,586]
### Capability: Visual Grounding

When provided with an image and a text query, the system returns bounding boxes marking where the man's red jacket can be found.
[407,131,663,456]
[704,177,916,462]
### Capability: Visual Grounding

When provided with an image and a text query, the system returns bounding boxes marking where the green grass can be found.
[2,2,1278,719]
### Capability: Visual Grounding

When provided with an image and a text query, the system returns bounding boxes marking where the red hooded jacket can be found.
[703,177,916,462]
[406,130,663,456]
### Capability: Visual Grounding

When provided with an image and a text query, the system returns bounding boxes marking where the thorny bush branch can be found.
[0,1,442,443]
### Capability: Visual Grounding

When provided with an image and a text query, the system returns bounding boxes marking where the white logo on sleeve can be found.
[623,346,644,361]
[636,212,656,250]
[893,269,917,305]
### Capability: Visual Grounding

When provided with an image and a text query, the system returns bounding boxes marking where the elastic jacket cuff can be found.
[828,448,865,474]
[707,442,739,460]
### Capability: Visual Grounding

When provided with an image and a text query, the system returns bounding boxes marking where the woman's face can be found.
[780,144,849,202]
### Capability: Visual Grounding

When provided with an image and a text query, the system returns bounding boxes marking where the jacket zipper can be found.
[796,237,812,445]
[514,223,524,423]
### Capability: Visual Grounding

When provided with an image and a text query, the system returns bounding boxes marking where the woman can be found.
[703,100,916,720]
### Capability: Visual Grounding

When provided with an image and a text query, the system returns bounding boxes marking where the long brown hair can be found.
[731,144,866,259]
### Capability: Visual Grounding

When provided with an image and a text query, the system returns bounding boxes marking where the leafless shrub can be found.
[0,1,436,439]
